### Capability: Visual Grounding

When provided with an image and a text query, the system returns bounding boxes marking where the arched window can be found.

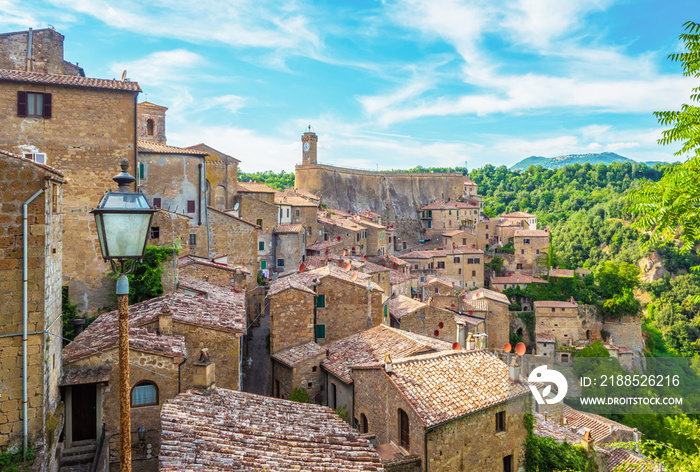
[146,119,154,136]
[398,408,409,449]
[131,381,158,407]
[361,413,368,433]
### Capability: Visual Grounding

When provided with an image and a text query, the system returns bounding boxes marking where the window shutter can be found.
[42,93,52,118]
[17,91,28,117]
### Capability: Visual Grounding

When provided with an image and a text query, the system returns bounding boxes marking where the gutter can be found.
[23,188,44,454]
[177,352,188,393]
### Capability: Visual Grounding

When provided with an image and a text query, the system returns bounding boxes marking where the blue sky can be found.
[4,0,698,171]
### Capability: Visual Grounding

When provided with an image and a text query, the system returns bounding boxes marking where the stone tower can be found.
[137,101,168,144]
[301,126,318,166]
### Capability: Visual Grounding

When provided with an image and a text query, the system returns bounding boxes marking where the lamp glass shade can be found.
[92,191,156,260]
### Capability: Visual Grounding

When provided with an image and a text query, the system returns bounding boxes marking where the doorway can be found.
[71,384,97,442]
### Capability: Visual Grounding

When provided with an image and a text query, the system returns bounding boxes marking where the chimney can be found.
[159,304,173,335]
[384,353,393,374]
[581,430,594,451]
[508,355,520,381]
[192,349,216,390]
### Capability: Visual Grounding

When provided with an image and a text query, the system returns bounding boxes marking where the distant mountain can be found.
[510,152,637,171]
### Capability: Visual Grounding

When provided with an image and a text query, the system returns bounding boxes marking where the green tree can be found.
[628,21,700,255]
[289,388,311,403]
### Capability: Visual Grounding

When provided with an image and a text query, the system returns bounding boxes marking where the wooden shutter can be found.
[42,93,52,118]
[153,198,161,208]
[17,91,28,117]
[187,200,195,213]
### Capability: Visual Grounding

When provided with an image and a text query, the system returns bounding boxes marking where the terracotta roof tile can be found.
[59,365,111,386]
[236,181,277,193]
[419,275,459,288]
[323,325,452,384]
[388,295,426,319]
[549,269,575,278]
[377,255,410,267]
[390,270,415,286]
[274,223,305,233]
[515,229,550,237]
[272,341,327,367]
[267,276,316,297]
[160,388,384,471]
[270,264,382,295]
[464,288,510,305]
[536,333,555,343]
[137,140,207,155]
[306,239,342,251]
[534,300,578,309]
[605,448,655,472]
[442,230,465,237]
[563,405,635,443]
[178,255,250,274]
[274,192,318,207]
[533,413,581,444]
[0,68,141,91]
[0,149,65,178]
[502,211,536,218]
[361,350,531,427]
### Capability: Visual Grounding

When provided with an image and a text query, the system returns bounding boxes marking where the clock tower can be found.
[301,126,318,166]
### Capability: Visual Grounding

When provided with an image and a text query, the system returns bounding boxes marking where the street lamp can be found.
[91,158,156,472]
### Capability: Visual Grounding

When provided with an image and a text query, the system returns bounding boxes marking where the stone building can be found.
[490,274,546,292]
[273,223,307,275]
[267,265,384,353]
[534,300,580,346]
[160,388,384,471]
[0,28,84,76]
[0,150,64,471]
[274,190,321,244]
[317,210,368,257]
[401,247,484,290]
[136,140,209,256]
[513,229,550,272]
[0,67,141,313]
[232,181,279,272]
[388,295,461,345]
[420,199,482,239]
[177,254,250,292]
[418,274,459,300]
[136,102,167,144]
[62,286,245,470]
[463,288,511,352]
[187,143,240,211]
[352,350,531,472]
[502,211,537,230]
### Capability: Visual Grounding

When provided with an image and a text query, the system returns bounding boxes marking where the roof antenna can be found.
[121,70,127,82]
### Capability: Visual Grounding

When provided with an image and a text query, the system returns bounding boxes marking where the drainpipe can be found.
[23,188,44,454]
[177,354,188,393]
[26,28,33,72]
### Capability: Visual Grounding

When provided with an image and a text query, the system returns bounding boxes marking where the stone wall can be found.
[398,306,457,344]
[291,352,326,401]
[136,102,166,144]
[0,28,82,75]
[207,207,258,277]
[426,395,529,472]
[274,231,304,275]
[316,277,383,344]
[0,154,63,470]
[603,316,643,352]
[269,288,315,354]
[0,81,139,313]
[514,234,549,272]
[535,307,581,346]
[327,374,353,417]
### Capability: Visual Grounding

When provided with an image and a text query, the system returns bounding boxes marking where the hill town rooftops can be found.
[502,211,536,219]
[353,350,531,428]
[0,149,65,178]
[514,229,550,237]
[0,68,142,91]
[534,300,578,309]
[236,181,277,193]
[388,295,427,319]
[549,268,575,278]
[160,388,385,471]
[274,223,305,234]
[562,405,636,443]
[268,264,383,295]
[464,288,510,305]
[274,192,318,207]
[536,333,555,344]
[137,140,208,155]
[272,341,327,368]
[323,325,453,384]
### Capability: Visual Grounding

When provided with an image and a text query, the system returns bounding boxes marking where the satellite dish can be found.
[351,273,358,281]
[233,203,240,211]
[325,249,329,255]
[452,342,461,350]
[504,343,512,353]
[434,330,440,337]
[121,70,127,82]
[438,322,444,329]
[344,262,352,272]
[299,263,306,272]
[515,342,526,356]
[342,250,347,257]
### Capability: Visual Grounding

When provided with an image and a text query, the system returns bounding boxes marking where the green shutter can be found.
[138,163,145,179]
[259,241,265,251]
[384,305,388,318]
[315,324,326,339]
[316,294,326,308]
[261,260,267,270]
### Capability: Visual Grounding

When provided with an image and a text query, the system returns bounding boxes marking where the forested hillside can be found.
[238,169,295,190]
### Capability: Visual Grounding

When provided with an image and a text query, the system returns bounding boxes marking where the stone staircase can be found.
[60,440,96,471]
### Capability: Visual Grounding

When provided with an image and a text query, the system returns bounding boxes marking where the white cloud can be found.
[0,0,39,28]
[109,49,206,87]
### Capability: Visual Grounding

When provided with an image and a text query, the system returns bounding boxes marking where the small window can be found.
[150,226,160,239]
[256,218,263,227]
[524,238,530,244]
[485,225,489,229]
[295,209,300,217]
[361,413,368,434]
[437,261,445,269]
[475,258,480,264]
[187,200,196,213]
[357,233,360,242]
[153,197,161,208]
[495,411,506,432]
[454,257,460,263]
[315,324,326,339]
[536,249,540,254]
[521,249,525,255]
[287,208,290,217]
[277,258,285,267]
[551,308,555,312]
[312,366,317,372]
[503,454,513,472]
[307,382,312,388]
[468,258,474,264]
[146,118,154,136]
[138,162,145,179]
[131,381,158,407]
[17,91,51,118]
[316,294,326,308]
[458,268,462,275]
[259,241,265,251]
[189,234,196,246]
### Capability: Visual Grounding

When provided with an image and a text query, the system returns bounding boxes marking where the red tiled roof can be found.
[442,230,465,237]
[267,276,316,297]
[160,389,384,471]
[178,255,250,274]
[465,288,510,305]
[137,140,207,155]
[0,149,65,178]
[390,270,414,286]
[138,101,168,110]
[236,181,277,193]
[275,223,305,233]
[515,229,549,237]
[502,211,536,218]
[605,448,655,472]
[274,192,318,207]
[272,341,326,367]
[306,239,342,251]
[563,405,636,443]
[549,269,575,278]
[356,350,530,427]
[59,365,111,386]
[0,68,141,91]
[323,325,452,384]
[536,333,555,343]
[388,295,426,319]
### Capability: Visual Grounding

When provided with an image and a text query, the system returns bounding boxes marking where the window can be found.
[189,234,196,246]
[427,220,431,228]
[316,294,326,308]
[437,261,445,269]
[357,233,360,242]
[458,268,462,275]
[312,366,317,372]
[475,258,480,264]
[187,200,196,213]
[472,270,476,277]
[516,263,523,269]
[454,257,460,263]
[462,238,466,245]
[361,414,369,433]
[486,225,489,229]
[330,382,337,408]
[399,408,410,449]
[521,249,525,255]
[23,152,46,164]
[277,258,285,267]
[486,233,489,239]
[131,381,158,407]
[150,226,160,239]
[261,260,267,270]
[256,218,263,227]
[146,118,154,136]
[434,287,439,294]
[258,241,265,251]
[51,183,59,213]
[315,324,326,339]
[138,162,145,179]
[153,197,161,208]
[307,382,312,388]
[286,208,290,218]
[495,411,506,432]
[524,238,530,244]
[295,209,300,217]
[551,308,556,312]
[17,91,51,118]
[536,249,540,254]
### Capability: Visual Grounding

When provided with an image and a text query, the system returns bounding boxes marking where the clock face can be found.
[303,142,310,152]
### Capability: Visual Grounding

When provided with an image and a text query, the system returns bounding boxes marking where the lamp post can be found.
[91,158,156,472]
